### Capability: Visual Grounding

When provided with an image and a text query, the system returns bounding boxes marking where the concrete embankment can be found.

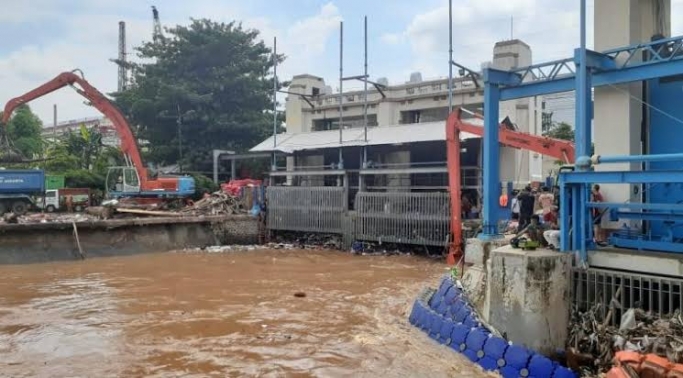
[0,215,259,264]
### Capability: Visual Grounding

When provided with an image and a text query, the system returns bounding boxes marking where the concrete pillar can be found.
[285,74,326,133]
[593,0,670,227]
[377,102,398,126]
[385,150,410,191]
[486,246,572,356]
[492,40,539,187]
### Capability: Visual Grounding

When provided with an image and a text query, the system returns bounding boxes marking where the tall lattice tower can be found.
[152,6,163,42]
[117,21,127,92]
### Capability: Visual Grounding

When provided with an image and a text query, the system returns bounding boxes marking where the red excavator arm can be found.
[446,107,575,265]
[1,70,153,189]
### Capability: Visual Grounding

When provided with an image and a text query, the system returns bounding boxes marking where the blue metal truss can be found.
[480,12,683,261]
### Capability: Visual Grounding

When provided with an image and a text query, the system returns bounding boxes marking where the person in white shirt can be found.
[510,189,520,220]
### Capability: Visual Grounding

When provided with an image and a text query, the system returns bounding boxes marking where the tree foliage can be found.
[114,19,284,173]
[543,122,574,141]
[0,104,44,159]
[43,125,124,189]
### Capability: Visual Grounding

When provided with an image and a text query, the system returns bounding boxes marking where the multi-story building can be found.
[252,39,548,186]
[41,116,121,147]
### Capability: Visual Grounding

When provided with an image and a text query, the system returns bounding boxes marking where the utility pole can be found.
[177,104,182,173]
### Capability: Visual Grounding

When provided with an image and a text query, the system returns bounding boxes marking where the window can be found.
[312,87,320,96]
[46,191,57,198]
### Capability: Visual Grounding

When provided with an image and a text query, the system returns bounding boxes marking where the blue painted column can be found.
[559,180,571,251]
[480,80,502,240]
[572,0,592,262]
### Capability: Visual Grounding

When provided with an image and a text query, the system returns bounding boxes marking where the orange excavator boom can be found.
[1,70,150,186]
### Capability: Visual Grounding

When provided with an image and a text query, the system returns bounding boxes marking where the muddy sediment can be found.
[0,249,492,377]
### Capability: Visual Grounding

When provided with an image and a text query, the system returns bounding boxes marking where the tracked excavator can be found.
[446,107,575,265]
[1,70,195,202]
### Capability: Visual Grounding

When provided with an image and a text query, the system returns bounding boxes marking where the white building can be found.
[253,39,547,186]
[42,116,121,147]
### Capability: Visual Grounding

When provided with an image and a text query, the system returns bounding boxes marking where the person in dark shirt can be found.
[517,185,535,232]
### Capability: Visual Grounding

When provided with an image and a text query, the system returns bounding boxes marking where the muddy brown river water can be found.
[0,249,493,378]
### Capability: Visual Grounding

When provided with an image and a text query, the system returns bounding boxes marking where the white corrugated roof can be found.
[250,121,480,154]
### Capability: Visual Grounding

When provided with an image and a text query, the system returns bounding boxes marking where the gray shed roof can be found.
[249,121,481,154]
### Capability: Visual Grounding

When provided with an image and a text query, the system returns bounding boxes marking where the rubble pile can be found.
[0,212,98,225]
[568,303,683,376]
[181,191,248,216]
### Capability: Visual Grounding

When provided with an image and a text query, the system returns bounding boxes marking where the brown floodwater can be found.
[0,249,494,378]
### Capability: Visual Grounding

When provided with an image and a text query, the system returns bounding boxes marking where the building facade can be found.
[261,39,545,186]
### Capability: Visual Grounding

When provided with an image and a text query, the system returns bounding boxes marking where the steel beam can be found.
[269,169,346,177]
[483,68,522,86]
[582,49,616,70]
[480,80,503,240]
[359,167,447,175]
[586,202,683,211]
[560,170,683,184]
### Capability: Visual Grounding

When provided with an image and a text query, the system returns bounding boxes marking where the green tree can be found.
[114,19,284,173]
[0,104,44,159]
[543,121,574,141]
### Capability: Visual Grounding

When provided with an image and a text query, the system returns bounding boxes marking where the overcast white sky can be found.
[1,0,683,125]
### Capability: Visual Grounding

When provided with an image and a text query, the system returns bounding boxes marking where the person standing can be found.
[538,186,555,215]
[510,189,520,220]
[517,185,535,232]
[591,184,607,246]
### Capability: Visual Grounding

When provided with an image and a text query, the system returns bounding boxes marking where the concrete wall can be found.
[593,0,670,229]
[0,216,259,264]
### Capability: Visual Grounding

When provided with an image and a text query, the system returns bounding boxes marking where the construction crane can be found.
[446,107,575,265]
[1,70,195,201]
[151,6,163,42]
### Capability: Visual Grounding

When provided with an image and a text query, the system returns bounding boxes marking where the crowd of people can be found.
[507,183,607,249]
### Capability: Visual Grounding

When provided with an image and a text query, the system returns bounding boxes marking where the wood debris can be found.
[181,191,247,216]
[568,302,683,377]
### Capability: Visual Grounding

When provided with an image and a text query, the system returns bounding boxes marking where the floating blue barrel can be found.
[452,304,471,324]
[448,323,470,351]
[483,336,508,364]
[463,327,489,363]
[436,300,449,316]
[428,312,442,339]
[443,285,459,304]
[528,354,555,378]
[438,318,455,343]
[417,304,431,331]
[504,344,532,370]
[463,313,479,328]
[500,366,523,378]
[448,297,466,319]
[478,356,499,371]
[409,301,420,325]
[552,366,577,378]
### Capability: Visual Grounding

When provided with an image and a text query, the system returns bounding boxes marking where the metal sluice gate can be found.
[354,192,450,246]
[266,186,452,247]
[266,186,346,234]
[571,268,683,325]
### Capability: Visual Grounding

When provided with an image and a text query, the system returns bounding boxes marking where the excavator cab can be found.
[106,166,141,198]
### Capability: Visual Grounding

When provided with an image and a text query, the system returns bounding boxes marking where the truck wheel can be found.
[0,203,6,215]
[74,205,84,212]
[11,202,27,215]
[46,205,56,213]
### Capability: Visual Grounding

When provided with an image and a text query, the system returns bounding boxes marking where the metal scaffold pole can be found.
[363,16,368,166]
[272,37,278,171]
[338,21,344,169]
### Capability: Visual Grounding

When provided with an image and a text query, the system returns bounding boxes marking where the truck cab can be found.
[42,188,91,213]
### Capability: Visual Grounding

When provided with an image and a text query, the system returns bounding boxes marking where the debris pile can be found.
[181,191,247,216]
[568,302,683,376]
[0,212,98,225]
